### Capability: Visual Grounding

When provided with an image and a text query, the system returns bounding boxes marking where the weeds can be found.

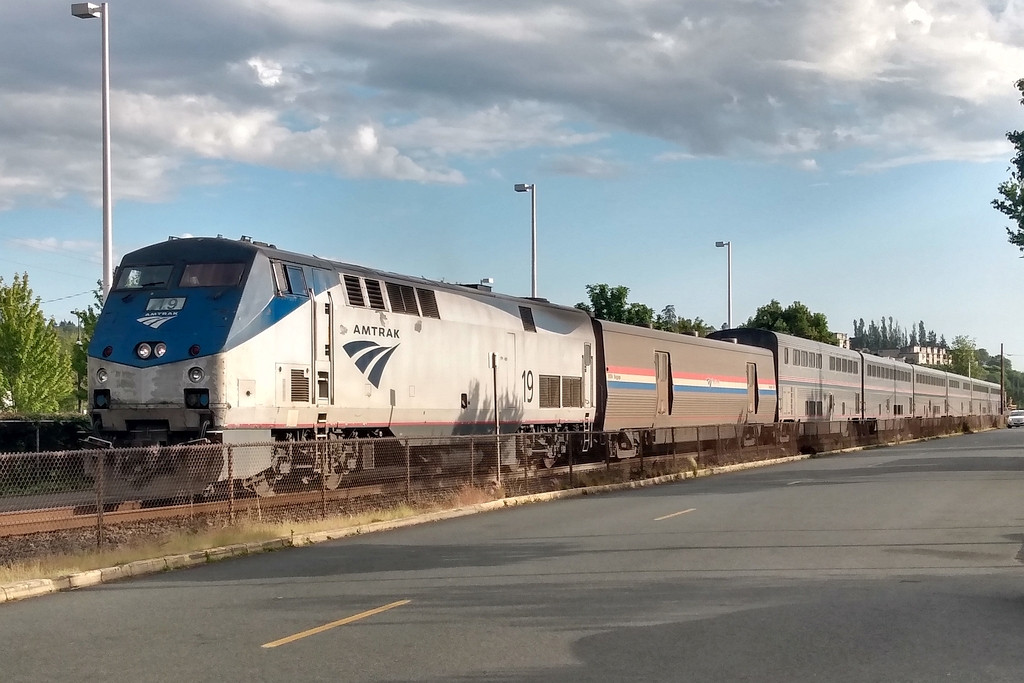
[0,485,505,586]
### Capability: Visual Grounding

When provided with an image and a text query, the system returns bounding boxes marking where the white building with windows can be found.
[901,345,949,366]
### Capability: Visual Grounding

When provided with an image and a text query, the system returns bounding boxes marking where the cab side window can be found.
[273,262,308,296]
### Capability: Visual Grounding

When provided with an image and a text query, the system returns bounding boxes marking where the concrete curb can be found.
[0,453,813,604]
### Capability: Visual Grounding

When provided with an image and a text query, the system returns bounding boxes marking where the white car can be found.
[1008,410,1024,428]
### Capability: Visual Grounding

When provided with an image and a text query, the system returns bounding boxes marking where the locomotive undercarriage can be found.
[88,419,602,500]
[514,423,595,468]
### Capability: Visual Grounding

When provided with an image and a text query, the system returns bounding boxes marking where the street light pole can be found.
[715,241,732,329]
[513,183,537,298]
[72,2,113,300]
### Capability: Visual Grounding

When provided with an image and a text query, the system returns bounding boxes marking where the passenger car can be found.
[1007,410,1024,428]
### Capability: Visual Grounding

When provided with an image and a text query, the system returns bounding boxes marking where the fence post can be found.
[671,427,677,471]
[95,450,105,549]
[405,440,411,502]
[568,434,574,488]
[470,438,475,488]
[320,441,327,520]
[696,426,702,468]
[227,445,234,525]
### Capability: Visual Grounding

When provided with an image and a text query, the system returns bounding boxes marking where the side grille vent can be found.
[539,375,560,408]
[562,377,583,408]
[365,280,386,310]
[290,369,310,403]
[386,282,420,315]
[416,288,440,319]
[343,275,364,307]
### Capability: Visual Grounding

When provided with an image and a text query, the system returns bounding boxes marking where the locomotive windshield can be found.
[179,263,245,288]
[115,264,173,290]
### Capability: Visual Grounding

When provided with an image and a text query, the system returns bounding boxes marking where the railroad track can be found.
[0,454,683,539]
[0,481,395,538]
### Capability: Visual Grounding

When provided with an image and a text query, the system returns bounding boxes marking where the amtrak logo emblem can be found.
[343,340,399,388]
[137,314,176,329]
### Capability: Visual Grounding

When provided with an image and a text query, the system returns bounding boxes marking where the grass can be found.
[0,486,502,586]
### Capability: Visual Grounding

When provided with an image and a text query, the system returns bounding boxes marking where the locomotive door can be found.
[500,332,519,424]
[311,272,334,405]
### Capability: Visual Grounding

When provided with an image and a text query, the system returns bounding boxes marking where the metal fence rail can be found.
[0,415,1002,545]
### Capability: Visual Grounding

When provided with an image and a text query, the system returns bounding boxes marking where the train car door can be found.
[746,362,759,414]
[655,351,670,416]
[781,385,795,419]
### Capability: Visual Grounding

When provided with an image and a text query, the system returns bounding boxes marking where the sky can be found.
[2,0,1024,357]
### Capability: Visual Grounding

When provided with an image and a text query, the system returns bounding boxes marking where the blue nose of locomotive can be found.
[88,239,262,366]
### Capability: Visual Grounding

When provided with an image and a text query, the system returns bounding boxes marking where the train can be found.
[85,235,999,498]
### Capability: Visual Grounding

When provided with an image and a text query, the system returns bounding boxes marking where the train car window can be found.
[286,266,307,295]
[179,263,244,288]
[115,264,173,290]
[364,280,386,309]
[817,354,822,369]
[801,350,808,366]
[311,268,335,294]
[416,288,441,319]
[344,275,365,307]
[829,357,835,371]
[784,348,789,364]
[519,306,537,333]
[273,262,308,296]
[854,362,858,374]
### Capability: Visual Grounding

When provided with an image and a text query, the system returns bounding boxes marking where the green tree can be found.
[0,273,74,413]
[993,79,1024,251]
[948,335,978,377]
[69,285,102,412]
[575,284,654,328]
[744,300,836,344]
[653,305,715,337]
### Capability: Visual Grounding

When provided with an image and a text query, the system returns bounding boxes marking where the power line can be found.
[41,290,95,304]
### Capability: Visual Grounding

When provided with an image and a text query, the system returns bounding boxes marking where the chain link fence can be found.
[0,415,1004,546]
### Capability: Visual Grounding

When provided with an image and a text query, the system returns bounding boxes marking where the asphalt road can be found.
[2,429,1024,682]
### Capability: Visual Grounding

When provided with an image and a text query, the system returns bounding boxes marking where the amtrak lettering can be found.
[353,325,400,339]
[137,311,179,329]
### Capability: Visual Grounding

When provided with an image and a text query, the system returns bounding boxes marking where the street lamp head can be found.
[514,183,534,193]
[72,2,102,18]
[715,241,728,248]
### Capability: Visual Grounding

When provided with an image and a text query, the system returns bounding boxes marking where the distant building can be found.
[834,332,850,349]
[900,345,949,367]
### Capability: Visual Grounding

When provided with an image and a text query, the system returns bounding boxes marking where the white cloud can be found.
[247,57,284,87]
[1,0,1023,209]
[543,154,626,178]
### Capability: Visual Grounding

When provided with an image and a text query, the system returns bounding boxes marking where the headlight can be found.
[154,342,167,358]
[96,368,108,383]
[136,343,152,360]
[188,367,205,383]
